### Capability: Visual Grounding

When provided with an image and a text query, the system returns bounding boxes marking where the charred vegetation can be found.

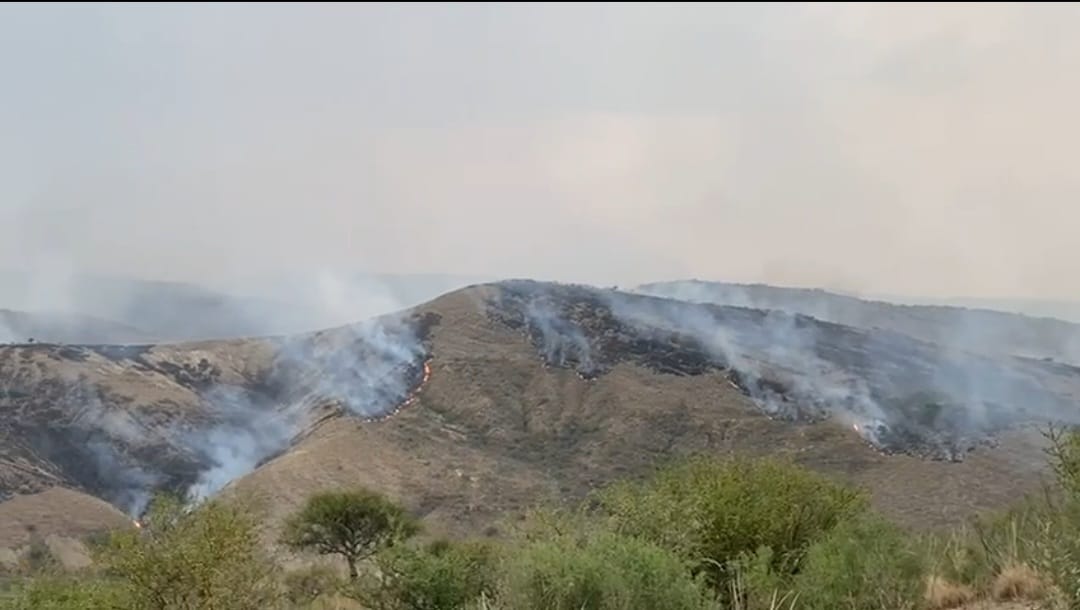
[485,281,1080,462]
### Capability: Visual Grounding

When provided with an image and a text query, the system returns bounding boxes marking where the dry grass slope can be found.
[0,283,1063,560]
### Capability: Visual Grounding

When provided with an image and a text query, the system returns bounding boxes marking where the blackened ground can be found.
[485,281,1080,462]
[489,281,721,379]
[0,311,439,511]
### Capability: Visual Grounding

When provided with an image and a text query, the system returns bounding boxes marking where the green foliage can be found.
[726,547,795,610]
[959,482,1080,604]
[494,521,715,610]
[19,538,59,576]
[25,444,1080,610]
[282,489,420,580]
[361,539,495,610]
[790,515,927,610]
[1046,424,1080,498]
[99,493,279,610]
[282,564,345,607]
[921,426,1080,606]
[595,455,868,585]
[0,576,127,610]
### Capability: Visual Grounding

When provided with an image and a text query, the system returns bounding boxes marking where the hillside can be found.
[0,309,153,345]
[0,280,1077,553]
[636,279,1080,363]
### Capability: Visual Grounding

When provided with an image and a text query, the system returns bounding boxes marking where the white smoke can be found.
[524,299,595,371]
[495,281,1080,458]
[182,313,427,504]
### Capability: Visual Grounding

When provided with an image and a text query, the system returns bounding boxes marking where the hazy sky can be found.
[2,3,1079,299]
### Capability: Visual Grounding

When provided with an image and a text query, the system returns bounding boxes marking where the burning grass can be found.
[484,281,1080,464]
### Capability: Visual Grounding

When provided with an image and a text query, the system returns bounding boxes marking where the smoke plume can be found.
[489,281,1080,461]
[181,314,430,505]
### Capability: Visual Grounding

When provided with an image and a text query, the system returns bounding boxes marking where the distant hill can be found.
[0,271,493,343]
[0,309,153,344]
[635,280,1080,364]
[883,295,1080,325]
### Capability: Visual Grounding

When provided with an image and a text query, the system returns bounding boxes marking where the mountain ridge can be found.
[0,279,1075,552]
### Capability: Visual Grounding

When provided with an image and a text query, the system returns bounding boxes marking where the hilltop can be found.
[0,280,1077,559]
[0,270,490,343]
[636,279,1080,363]
[0,309,153,345]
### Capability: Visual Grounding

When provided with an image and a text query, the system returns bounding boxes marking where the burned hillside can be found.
[487,281,721,379]
[485,280,1080,461]
[0,311,438,514]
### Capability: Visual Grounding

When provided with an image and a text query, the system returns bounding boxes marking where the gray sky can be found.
[2,3,1079,299]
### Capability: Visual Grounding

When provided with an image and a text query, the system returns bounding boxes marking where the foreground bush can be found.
[790,515,927,610]
[101,494,280,610]
[913,428,1080,608]
[21,441,1080,610]
[0,576,126,610]
[596,455,867,587]
[282,564,346,607]
[360,539,495,610]
[494,526,715,610]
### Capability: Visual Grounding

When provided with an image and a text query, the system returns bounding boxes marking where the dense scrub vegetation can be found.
[4,428,1080,609]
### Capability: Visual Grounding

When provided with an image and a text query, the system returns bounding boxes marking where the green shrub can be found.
[19,539,59,576]
[283,565,345,607]
[1046,425,1080,499]
[0,576,127,610]
[494,527,714,610]
[595,455,867,585]
[791,515,926,610]
[361,539,495,610]
[99,493,280,610]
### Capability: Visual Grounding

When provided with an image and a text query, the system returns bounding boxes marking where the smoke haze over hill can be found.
[2,4,1080,303]
[4,4,1080,549]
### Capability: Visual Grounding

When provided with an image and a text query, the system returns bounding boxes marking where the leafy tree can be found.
[282,489,419,580]
[99,493,279,610]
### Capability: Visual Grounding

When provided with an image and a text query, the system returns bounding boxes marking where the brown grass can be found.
[991,563,1045,602]
[925,574,976,609]
[0,285,1061,550]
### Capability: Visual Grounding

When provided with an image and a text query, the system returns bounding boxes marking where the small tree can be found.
[281,489,419,580]
[100,493,279,610]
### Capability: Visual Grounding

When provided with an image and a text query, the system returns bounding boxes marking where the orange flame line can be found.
[361,358,433,424]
